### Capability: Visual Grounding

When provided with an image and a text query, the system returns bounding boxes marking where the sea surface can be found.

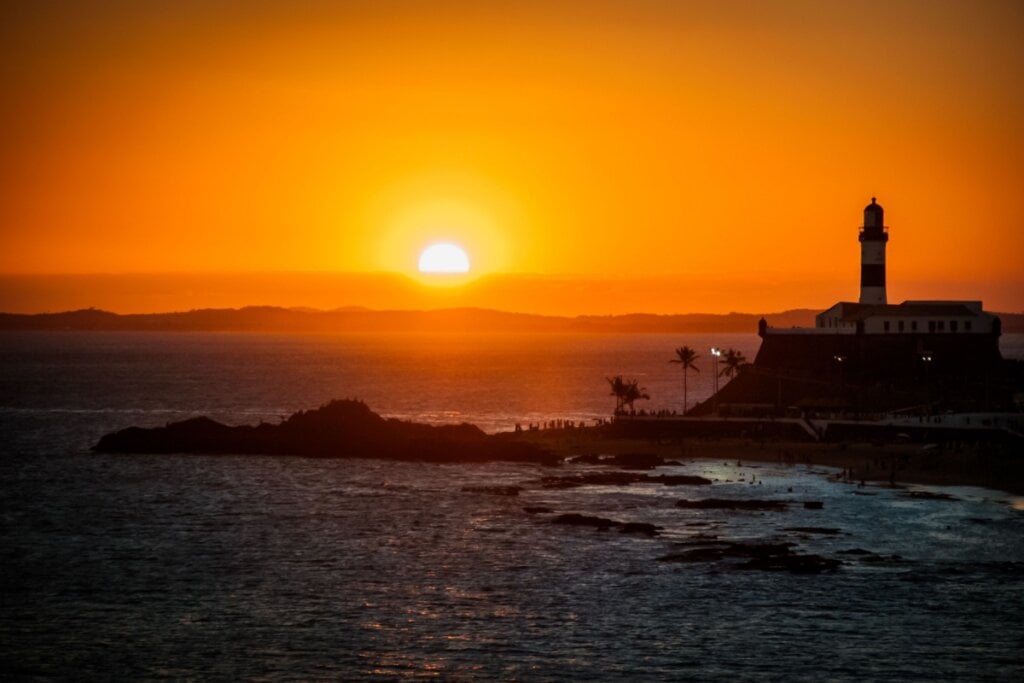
[2,331,1023,680]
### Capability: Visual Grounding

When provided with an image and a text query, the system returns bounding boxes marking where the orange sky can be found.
[1,1,1022,314]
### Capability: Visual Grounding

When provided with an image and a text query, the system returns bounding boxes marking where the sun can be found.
[418,243,471,274]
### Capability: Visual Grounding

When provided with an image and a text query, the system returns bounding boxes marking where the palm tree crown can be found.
[718,348,748,380]
[607,374,650,415]
[669,346,700,413]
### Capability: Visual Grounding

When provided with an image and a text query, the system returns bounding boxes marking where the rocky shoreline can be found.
[93,399,1024,495]
[503,427,1024,496]
[93,399,1023,576]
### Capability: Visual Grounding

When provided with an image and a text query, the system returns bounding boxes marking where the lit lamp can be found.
[921,352,934,413]
[833,354,847,392]
[710,347,722,412]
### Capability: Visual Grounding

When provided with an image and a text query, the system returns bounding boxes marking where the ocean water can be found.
[2,331,1023,680]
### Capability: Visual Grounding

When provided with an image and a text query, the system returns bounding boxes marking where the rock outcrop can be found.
[551,514,662,536]
[658,540,841,574]
[675,498,789,511]
[536,472,712,489]
[93,399,557,465]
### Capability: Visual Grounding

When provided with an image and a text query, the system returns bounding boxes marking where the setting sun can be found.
[0,1,1021,316]
[418,243,471,274]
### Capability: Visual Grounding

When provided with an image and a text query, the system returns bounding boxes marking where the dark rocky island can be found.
[93,399,557,465]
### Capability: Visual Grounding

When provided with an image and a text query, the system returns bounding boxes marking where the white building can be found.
[804,198,998,336]
[816,300,999,335]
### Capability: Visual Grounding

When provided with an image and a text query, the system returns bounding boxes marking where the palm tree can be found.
[622,379,650,414]
[607,375,628,414]
[669,346,700,414]
[607,375,650,415]
[718,348,748,382]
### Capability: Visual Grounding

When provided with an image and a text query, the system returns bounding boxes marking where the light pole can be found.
[832,355,847,417]
[921,352,933,413]
[710,347,722,414]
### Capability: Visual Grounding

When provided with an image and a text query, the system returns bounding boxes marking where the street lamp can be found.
[710,347,722,413]
[832,354,846,386]
[832,354,847,415]
[921,352,933,413]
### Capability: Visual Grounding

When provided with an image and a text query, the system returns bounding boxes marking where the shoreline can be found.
[508,429,1024,497]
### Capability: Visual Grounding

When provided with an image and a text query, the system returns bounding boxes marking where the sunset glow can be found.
[1,1,1021,314]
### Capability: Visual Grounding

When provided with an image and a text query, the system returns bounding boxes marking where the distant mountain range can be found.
[0,306,815,333]
[2,306,1022,334]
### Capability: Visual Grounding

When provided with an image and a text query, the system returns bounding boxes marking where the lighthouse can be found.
[859,197,888,305]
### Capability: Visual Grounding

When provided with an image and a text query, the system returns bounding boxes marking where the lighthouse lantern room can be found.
[859,197,888,305]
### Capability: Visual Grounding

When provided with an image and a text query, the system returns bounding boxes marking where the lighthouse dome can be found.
[862,196,885,233]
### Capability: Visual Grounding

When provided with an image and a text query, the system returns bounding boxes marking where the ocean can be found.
[2,331,1023,680]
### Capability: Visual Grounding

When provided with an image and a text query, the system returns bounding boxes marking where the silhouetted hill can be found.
[3,306,1021,334]
[0,306,818,333]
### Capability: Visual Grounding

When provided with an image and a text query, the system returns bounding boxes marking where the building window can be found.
[965,321,972,332]
[883,321,890,332]
[950,320,958,333]
[911,321,918,332]
[938,321,945,331]
[928,320,935,333]
[898,320,905,332]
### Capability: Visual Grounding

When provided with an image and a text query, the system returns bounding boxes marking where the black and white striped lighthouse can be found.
[858,197,888,305]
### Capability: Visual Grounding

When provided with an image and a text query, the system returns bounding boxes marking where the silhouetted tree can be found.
[670,346,700,413]
[718,348,748,382]
[607,375,650,415]
[607,375,628,414]
[622,379,650,414]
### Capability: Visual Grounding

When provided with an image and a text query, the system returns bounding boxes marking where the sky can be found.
[1,0,1022,314]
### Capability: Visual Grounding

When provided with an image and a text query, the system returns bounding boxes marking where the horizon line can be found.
[4,304,1023,318]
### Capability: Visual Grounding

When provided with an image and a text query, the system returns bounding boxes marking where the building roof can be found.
[823,301,984,322]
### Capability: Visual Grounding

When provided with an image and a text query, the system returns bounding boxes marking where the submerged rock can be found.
[551,513,661,536]
[618,522,661,536]
[736,554,842,574]
[658,540,840,574]
[551,513,620,530]
[784,527,843,535]
[658,546,730,563]
[537,472,712,489]
[658,541,795,563]
[652,475,716,486]
[564,452,669,469]
[608,452,664,470]
[675,498,789,511]
[566,454,604,465]
[523,506,554,514]
[903,490,959,501]
[461,485,522,496]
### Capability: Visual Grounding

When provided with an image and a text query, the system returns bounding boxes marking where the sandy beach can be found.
[509,427,1024,496]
